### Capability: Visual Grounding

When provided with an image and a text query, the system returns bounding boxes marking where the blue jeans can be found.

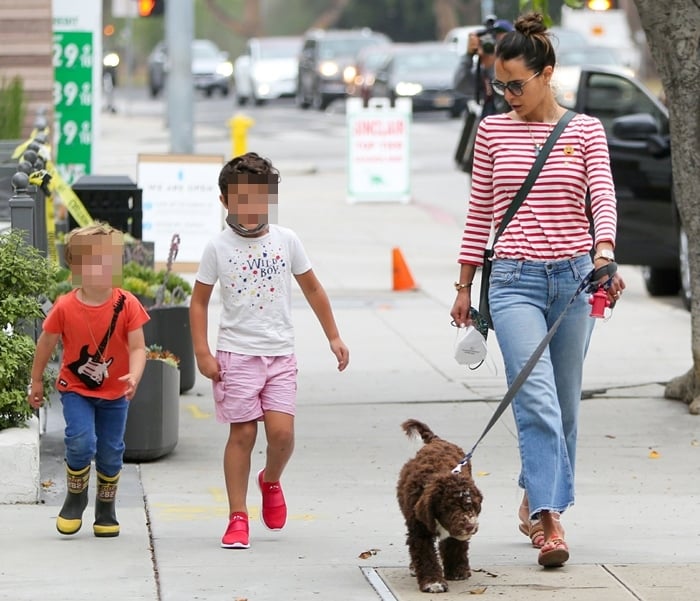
[489,254,595,518]
[60,392,129,477]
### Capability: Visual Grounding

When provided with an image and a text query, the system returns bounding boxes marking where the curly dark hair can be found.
[218,152,281,197]
[495,12,556,75]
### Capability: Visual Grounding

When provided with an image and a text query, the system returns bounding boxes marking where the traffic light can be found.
[138,0,164,17]
[586,0,618,9]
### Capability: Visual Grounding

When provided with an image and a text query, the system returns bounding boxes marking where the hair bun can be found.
[514,12,547,37]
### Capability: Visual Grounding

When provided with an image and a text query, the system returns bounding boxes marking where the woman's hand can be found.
[450,290,472,328]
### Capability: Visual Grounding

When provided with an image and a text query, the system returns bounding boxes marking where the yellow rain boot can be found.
[56,464,90,535]
[93,471,120,537]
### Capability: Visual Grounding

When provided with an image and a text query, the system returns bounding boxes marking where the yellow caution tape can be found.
[14,131,94,233]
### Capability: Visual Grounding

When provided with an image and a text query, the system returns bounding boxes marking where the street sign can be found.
[112,0,138,18]
[52,0,101,185]
[346,97,411,203]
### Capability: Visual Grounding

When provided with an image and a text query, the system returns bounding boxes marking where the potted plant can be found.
[123,344,180,462]
[123,234,195,394]
[0,228,57,503]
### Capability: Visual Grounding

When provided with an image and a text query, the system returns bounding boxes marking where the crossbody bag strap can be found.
[491,109,576,246]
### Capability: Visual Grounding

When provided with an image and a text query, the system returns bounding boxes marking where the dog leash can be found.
[452,263,617,474]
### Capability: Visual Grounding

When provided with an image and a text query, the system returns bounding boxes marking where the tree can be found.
[631,0,700,414]
[526,0,700,414]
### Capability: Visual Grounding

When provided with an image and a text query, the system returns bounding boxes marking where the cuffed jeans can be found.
[489,254,595,518]
[60,392,129,477]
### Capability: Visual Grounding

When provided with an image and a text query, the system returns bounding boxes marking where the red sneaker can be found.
[221,512,249,549]
[257,469,287,530]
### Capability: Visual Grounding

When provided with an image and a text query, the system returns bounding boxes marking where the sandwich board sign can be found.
[346,97,411,203]
[137,154,225,271]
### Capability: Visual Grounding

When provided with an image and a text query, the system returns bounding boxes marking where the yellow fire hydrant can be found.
[228,113,255,157]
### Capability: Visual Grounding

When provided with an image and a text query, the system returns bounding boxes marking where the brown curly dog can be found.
[397,419,483,593]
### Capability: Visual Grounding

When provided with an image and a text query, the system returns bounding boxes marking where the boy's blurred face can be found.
[70,233,123,288]
[222,176,278,233]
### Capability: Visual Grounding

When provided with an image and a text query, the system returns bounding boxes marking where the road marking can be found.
[185,403,211,419]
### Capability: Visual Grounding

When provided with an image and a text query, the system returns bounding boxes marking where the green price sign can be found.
[53,30,94,185]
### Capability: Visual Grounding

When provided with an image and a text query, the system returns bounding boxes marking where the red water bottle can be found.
[589,287,610,318]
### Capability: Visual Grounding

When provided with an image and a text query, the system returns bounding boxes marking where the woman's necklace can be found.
[525,121,554,157]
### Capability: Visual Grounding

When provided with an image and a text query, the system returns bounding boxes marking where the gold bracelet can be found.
[454,282,473,291]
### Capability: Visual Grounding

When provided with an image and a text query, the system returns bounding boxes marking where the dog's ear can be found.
[414,485,436,533]
[466,481,483,514]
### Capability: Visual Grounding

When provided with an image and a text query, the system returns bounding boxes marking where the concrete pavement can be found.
[0,103,698,601]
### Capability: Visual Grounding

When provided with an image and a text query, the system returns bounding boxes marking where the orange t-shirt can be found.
[43,288,150,400]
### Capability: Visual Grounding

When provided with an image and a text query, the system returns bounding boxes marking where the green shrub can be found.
[0,229,57,430]
[0,76,25,139]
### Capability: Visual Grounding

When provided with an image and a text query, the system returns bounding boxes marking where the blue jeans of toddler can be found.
[60,392,129,477]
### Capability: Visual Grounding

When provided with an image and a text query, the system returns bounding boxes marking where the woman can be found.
[450,12,625,567]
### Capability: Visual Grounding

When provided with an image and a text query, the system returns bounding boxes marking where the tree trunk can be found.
[309,0,352,30]
[434,0,460,39]
[202,0,262,36]
[633,0,700,414]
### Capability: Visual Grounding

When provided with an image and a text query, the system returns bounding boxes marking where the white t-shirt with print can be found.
[195,225,312,355]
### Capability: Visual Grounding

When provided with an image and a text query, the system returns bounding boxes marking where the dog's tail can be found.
[402,419,438,444]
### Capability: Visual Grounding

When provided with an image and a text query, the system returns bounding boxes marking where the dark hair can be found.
[495,12,556,74]
[218,152,281,196]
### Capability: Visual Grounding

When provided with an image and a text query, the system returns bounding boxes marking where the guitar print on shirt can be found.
[68,294,125,389]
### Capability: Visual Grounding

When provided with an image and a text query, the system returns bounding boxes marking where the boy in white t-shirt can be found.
[190,152,349,549]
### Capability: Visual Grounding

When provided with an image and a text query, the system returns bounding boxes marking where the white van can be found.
[560,6,641,73]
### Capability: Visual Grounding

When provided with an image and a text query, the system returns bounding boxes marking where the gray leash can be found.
[452,263,617,473]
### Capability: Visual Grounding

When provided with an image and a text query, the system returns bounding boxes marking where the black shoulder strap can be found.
[492,109,576,245]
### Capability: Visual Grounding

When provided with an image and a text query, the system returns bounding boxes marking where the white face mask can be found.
[454,325,488,366]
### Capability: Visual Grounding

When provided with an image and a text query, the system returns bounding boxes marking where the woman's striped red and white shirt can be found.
[458,112,617,265]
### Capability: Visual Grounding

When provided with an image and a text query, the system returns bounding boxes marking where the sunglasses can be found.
[491,71,540,96]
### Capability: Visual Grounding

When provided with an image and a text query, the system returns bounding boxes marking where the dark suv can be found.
[556,66,688,309]
[296,28,391,110]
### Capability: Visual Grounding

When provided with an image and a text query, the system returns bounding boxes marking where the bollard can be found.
[228,113,255,158]
[9,172,35,246]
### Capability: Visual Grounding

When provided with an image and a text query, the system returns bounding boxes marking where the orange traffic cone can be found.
[392,247,417,291]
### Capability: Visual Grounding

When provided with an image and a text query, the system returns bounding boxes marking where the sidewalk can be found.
[1,107,697,601]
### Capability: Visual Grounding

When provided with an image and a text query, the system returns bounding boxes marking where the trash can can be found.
[70,175,142,239]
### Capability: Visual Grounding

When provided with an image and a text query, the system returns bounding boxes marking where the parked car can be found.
[371,42,467,117]
[147,39,233,98]
[233,36,302,106]
[296,28,391,110]
[345,43,392,105]
[556,66,688,309]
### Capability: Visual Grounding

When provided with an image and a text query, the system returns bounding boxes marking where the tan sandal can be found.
[538,537,569,567]
[519,519,545,548]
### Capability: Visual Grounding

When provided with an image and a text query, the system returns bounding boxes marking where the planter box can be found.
[143,305,195,393]
[124,360,180,462]
[0,416,40,503]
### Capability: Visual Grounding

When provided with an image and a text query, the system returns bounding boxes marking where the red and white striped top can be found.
[458,112,617,265]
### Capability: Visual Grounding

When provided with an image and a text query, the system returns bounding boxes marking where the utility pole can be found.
[166,0,194,153]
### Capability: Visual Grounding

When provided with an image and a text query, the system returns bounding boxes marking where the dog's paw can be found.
[421,580,448,593]
[445,569,471,581]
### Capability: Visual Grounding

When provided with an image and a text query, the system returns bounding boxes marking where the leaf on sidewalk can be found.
[469,586,488,594]
[691,439,699,447]
[605,434,616,439]
[648,449,660,459]
[476,471,490,477]
[358,548,380,559]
